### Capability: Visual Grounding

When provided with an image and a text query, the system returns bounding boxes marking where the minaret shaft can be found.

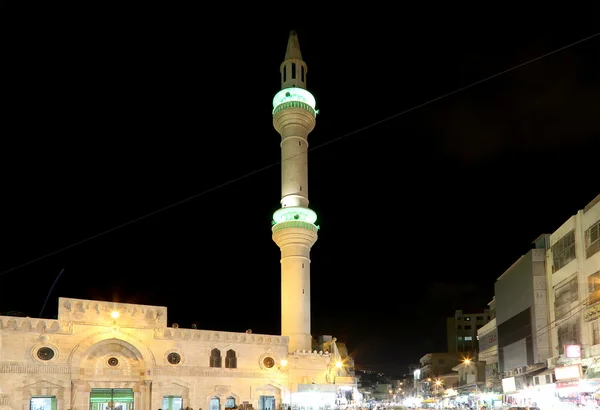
[272,30,318,353]
[280,245,311,351]
[281,133,309,208]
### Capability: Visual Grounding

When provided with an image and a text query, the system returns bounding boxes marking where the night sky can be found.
[1,5,599,376]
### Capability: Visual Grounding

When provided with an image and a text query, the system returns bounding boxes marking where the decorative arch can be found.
[156,379,191,405]
[256,381,284,394]
[68,330,156,375]
[157,378,192,390]
[206,385,239,402]
[21,378,68,408]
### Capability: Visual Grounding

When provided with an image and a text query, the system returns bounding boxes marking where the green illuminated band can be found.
[272,87,317,113]
[273,206,317,224]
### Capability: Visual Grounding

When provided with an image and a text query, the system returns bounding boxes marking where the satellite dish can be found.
[246,329,252,334]
[172,323,179,328]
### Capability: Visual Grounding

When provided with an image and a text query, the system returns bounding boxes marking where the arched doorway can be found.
[71,337,151,409]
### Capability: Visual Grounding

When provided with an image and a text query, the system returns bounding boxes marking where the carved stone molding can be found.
[155,328,286,346]
[0,363,70,374]
[0,317,70,333]
[152,366,274,378]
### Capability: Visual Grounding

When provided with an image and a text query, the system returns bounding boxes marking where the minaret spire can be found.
[284,30,303,61]
[271,30,319,353]
[280,30,308,90]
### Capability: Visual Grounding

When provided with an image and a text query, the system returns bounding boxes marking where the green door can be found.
[89,388,134,410]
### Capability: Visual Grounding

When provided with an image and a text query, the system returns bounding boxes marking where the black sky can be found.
[1,4,599,376]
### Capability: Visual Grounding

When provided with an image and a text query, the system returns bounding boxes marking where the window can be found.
[586,220,600,258]
[476,316,483,321]
[292,63,296,79]
[30,396,56,410]
[162,396,183,410]
[210,348,222,368]
[552,230,576,272]
[464,325,472,330]
[555,277,579,319]
[263,356,275,368]
[167,352,181,365]
[464,317,471,321]
[36,347,55,361]
[226,396,237,409]
[210,397,220,410]
[589,271,600,293]
[588,270,600,305]
[225,349,237,368]
[465,336,473,341]
[593,320,600,345]
[557,315,580,354]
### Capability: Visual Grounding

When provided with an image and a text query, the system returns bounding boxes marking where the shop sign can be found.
[479,329,497,351]
[556,380,579,389]
[555,364,582,381]
[584,304,600,322]
[565,344,581,358]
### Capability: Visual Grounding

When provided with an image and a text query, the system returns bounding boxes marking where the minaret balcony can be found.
[272,220,319,233]
[272,100,316,117]
[272,220,318,249]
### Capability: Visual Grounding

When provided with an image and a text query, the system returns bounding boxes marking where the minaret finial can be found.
[284,30,302,61]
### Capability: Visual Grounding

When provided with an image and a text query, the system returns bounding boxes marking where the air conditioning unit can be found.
[547,356,559,368]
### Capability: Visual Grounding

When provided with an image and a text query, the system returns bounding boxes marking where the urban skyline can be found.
[1,5,599,374]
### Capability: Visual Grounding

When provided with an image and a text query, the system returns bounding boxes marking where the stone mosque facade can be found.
[0,31,356,410]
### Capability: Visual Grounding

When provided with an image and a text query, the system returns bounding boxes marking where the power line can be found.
[1,32,598,278]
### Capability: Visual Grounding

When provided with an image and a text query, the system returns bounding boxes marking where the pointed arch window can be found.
[226,396,236,409]
[210,348,222,367]
[292,63,296,79]
[225,349,237,368]
[210,397,220,410]
[301,65,305,82]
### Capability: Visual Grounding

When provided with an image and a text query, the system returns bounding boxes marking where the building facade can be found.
[495,235,551,379]
[447,309,491,356]
[477,298,501,392]
[0,30,356,410]
[496,193,600,408]
[0,297,321,409]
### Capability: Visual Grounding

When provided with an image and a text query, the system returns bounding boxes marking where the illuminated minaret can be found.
[271,30,319,353]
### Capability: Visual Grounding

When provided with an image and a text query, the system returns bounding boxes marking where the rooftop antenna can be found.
[39,268,64,318]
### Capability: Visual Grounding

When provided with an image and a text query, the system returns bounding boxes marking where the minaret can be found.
[271,30,319,353]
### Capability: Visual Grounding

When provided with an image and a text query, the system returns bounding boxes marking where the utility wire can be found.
[1,32,598,278]
[39,268,64,317]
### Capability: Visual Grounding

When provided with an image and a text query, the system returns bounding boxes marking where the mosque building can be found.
[0,30,357,410]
